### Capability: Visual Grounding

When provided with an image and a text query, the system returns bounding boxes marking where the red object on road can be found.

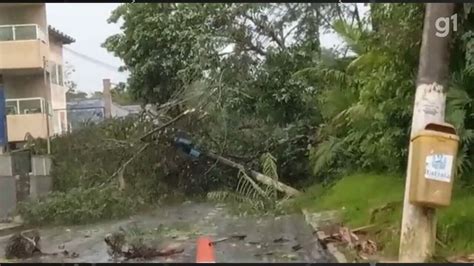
[196,236,216,263]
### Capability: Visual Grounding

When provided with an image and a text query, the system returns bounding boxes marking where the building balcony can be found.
[0,24,48,72]
[6,97,50,142]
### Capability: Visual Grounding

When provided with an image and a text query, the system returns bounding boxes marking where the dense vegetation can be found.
[19,115,233,224]
[103,3,474,183]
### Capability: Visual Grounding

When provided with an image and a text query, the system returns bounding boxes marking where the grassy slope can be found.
[293,173,474,258]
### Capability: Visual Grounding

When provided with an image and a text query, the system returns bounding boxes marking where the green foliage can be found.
[303,4,425,178]
[207,171,267,213]
[296,173,404,227]
[20,114,235,225]
[17,186,139,225]
[111,82,137,105]
[103,3,226,104]
[49,117,157,193]
[104,3,352,186]
[207,152,283,213]
[102,2,474,215]
[437,189,474,254]
[66,90,88,101]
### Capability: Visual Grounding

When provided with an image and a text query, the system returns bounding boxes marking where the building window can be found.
[52,110,60,135]
[60,111,67,133]
[50,63,64,86]
[0,25,39,41]
[50,62,57,85]
[0,27,13,41]
[14,25,37,40]
[57,64,64,86]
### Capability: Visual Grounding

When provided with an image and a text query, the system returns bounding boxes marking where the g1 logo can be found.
[435,14,458,38]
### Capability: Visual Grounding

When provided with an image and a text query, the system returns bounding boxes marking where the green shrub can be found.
[17,186,141,225]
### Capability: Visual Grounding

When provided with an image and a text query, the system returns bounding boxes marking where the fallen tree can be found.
[18,97,302,225]
[205,152,301,197]
[93,102,301,199]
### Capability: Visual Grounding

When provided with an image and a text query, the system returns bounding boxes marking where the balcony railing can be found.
[0,24,46,42]
[6,97,48,115]
[5,97,51,142]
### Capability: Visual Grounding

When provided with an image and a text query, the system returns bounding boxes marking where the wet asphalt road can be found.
[0,202,335,263]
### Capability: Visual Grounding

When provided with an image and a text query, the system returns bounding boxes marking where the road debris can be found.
[4,229,41,259]
[122,242,184,259]
[211,234,247,245]
[104,228,185,260]
[62,250,80,258]
[273,237,290,243]
[317,225,378,260]
[291,244,302,251]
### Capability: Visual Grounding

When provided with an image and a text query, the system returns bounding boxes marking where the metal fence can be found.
[66,106,105,131]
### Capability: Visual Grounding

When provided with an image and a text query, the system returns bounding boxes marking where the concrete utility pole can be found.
[399,3,456,262]
[102,78,112,119]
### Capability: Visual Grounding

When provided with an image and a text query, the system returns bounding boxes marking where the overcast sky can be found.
[46,4,367,94]
[47,3,127,93]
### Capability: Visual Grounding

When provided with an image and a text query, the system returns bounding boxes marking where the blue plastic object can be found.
[189,148,201,158]
[174,137,201,158]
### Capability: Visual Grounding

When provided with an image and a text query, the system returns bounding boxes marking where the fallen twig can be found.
[321,224,377,243]
[211,234,247,245]
[351,224,377,233]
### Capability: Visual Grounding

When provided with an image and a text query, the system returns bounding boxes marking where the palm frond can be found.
[347,51,389,72]
[310,136,345,175]
[207,168,271,212]
[207,154,287,213]
[261,153,278,180]
[331,19,368,56]
[260,152,278,201]
[455,145,472,177]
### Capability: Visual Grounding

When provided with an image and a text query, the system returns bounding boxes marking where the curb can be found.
[302,209,348,263]
[0,223,25,237]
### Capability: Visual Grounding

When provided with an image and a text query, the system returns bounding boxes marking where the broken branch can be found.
[205,152,301,197]
[140,108,196,141]
[103,143,151,189]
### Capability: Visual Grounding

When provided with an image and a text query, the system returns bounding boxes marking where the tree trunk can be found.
[399,3,456,262]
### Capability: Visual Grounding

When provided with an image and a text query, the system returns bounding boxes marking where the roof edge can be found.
[48,25,75,45]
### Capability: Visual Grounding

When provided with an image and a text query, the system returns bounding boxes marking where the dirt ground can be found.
[0,201,335,263]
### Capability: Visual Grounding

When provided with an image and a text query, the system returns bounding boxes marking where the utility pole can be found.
[399,3,456,262]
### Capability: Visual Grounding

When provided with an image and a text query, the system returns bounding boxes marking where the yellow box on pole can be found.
[409,123,459,208]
